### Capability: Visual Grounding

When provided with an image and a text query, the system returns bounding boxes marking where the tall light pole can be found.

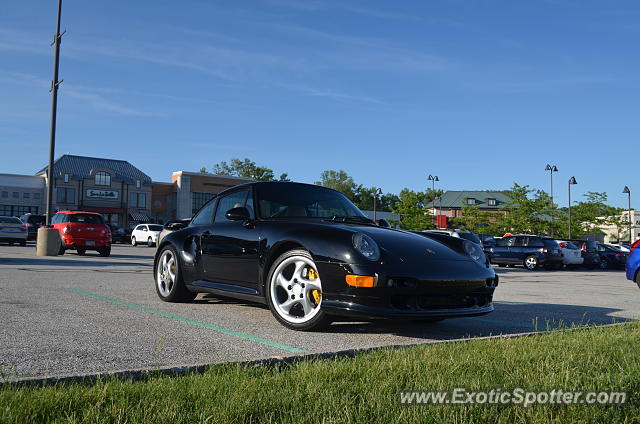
[372,188,382,221]
[623,186,631,244]
[545,164,558,236]
[46,0,64,225]
[568,176,577,239]
[427,175,439,227]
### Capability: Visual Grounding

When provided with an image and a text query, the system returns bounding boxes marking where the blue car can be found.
[626,240,640,287]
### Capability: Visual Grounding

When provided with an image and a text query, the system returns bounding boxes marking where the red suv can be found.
[52,211,111,256]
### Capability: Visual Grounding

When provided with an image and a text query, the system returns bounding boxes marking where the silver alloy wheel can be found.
[156,249,177,297]
[525,256,537,270]
[269,255,322,324]
[131,236,136,246]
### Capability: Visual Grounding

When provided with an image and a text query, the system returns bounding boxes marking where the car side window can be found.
[496,237,512,247]
[214,190,250,222]
[514,237,527,247]
[191,198,218,226]
[529,237,544,248]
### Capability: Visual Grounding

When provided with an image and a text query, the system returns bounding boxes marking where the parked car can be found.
[51,211,111,256]
[569,240,601,269]
[555,240,584,268]
[609,243,630,253]
[598,243,628,269]
[422,229,482,244]
[0,216,27,245]
[131,224,163,247]
[109,226,132,244]
[154,181,498,331]
[625,240,640,287]
[19,213,46,241]
[487,235,563,270]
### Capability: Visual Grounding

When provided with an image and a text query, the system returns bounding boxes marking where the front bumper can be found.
[315,260,498,319]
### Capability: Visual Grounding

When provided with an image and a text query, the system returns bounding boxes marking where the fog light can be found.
[345,274,376,287]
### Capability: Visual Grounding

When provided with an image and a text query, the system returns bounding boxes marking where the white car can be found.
[131,224,163,247]
[609,243,630,253]
[0,216,28,246]
[556,240,584,267]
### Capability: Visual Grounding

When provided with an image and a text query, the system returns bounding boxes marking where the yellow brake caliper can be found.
[307,267,321,306]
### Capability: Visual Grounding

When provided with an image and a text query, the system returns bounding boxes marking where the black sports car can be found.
[154,182,498,331]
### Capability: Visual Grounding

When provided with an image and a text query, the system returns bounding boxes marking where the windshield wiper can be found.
[328,215,375,224]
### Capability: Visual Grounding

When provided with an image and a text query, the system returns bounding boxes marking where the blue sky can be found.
[1,0,638,209]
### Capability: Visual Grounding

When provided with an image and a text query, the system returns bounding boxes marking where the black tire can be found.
[635,271,640,289]
[58,245,65,255]
[19,240,27,247]
[266,249,332,331]
[147,237,154,248]
[523,255,538,271]
[77,248,86,256]
[131,236,137,246]
[98,246,111,257]
[154,245,197,302]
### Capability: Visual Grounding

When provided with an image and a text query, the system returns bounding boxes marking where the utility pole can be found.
[545,164,558,237]
[46,0,64,225]
[427,175,439,228]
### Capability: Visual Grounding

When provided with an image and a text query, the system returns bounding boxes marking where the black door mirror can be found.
[165,219,190,230]
[377,218,391,228]
[225,206,251,221]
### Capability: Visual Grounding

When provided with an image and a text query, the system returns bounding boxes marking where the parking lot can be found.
[1,242,639,381]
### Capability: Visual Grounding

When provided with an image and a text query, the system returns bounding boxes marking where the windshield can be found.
[68,214,104,225]
[148,225,163,231]
[0,217,22,224]
[257,183,366,220]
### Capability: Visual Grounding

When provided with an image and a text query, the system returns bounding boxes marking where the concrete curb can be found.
[1,322,632,387]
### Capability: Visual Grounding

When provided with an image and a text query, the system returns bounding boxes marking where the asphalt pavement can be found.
[1,243,639,381]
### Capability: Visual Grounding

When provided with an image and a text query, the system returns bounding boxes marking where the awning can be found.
[129,213,151,221]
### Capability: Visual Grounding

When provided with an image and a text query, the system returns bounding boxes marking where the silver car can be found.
[556,240,584,267]
[0,216,28,246]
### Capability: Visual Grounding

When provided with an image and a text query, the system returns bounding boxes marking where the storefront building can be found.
[151,171,252,222]
[0,173,45,217]
[37,155,153,227]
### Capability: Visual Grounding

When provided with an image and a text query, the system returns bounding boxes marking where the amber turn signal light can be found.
[345,274,376,287]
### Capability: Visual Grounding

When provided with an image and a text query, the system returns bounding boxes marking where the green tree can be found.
[449,203,505,235]
[315,170,358,202]
[391,189,432,230]
[206,158,288,182]
[500,183,554,235]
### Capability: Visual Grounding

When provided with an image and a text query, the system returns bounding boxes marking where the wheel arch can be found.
[260,240,308,292]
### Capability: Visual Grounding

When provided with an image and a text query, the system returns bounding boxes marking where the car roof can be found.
[57,210,102,215]
[215,181,343,197]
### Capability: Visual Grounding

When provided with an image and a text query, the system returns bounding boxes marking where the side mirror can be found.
[164,219,190,230]
[377,218,391,228]
[226,206,251,221]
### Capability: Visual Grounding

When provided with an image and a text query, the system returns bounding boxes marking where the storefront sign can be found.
[86,189,119,200]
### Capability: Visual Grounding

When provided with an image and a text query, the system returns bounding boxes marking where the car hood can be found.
[282,220,474,264]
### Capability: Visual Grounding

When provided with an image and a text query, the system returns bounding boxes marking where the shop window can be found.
[136,180,141,189]
[64,174,69,183]
[56,187,76,203]
[129,192,146,208]
[95,171,111,186]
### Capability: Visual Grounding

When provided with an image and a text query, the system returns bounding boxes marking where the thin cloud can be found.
[281,83,384,104]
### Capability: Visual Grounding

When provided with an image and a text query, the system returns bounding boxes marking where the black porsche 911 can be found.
[154,182,498,331]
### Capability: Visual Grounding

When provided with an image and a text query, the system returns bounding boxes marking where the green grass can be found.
[2,323,640,423]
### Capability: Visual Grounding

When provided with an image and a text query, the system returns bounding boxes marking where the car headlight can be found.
[352,232,380,261]
[463,240,485,263]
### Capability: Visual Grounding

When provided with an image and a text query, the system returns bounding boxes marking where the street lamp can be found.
[427,175,439,227]
[568,176,577,239]
[623,186,631,244]
[372,188,382,221]
[545,164,559,236]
